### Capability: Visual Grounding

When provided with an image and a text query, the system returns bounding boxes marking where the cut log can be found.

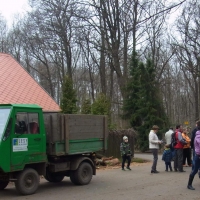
[102,156,113,161]
[104,158,120,166]
[96,159,106,166]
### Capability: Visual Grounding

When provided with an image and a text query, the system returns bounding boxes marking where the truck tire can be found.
[74,162,93,185]
[0,181,9,190]
[15,168,39,195]
[70,172,78,185]
[45,170,65,183]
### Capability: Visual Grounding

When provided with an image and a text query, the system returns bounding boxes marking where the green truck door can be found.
[11,111,45,171]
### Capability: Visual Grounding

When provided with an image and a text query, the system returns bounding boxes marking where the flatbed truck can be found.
[0,104,107,195]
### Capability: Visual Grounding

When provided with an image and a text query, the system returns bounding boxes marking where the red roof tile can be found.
[0,53,61,111]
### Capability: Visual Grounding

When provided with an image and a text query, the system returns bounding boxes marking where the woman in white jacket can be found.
[149,125,162,173]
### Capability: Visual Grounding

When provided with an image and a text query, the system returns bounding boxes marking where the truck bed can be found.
[43,113,107,156]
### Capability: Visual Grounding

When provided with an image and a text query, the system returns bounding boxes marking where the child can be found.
[120,136,132,170]
[162,144,173,171]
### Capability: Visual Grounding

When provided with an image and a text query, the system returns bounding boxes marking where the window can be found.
[15,112,39,134]
[0,108,11,141]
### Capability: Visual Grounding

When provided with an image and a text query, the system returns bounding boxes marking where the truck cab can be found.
[0,104,47,172]
[0,104,47,194]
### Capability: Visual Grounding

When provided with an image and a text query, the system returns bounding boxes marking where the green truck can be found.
[0,104,107,195]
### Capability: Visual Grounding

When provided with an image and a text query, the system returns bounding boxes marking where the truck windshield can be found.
[0,108,11,141]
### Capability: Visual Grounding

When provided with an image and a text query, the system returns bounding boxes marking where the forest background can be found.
[0,0,199,151]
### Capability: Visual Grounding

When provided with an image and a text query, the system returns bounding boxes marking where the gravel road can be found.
[1,153,199,200]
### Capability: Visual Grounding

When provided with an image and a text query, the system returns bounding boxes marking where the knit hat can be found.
[123,136,128,141]
[165,144,170,148]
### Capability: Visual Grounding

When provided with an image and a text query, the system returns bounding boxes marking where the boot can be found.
[187,175,195,190]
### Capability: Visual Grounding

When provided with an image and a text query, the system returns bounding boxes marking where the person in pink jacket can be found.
[187,129,200,190]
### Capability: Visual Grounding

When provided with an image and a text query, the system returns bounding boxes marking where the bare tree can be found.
[172,0,200,121]
[0,15,8,53]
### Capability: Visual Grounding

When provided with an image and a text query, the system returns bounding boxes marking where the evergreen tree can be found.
[123,52,168,151]
[92,93,111,115]
[91,93,114,129]
[123,51,141,125]
[60,75,78,114]
[81,99,92,114]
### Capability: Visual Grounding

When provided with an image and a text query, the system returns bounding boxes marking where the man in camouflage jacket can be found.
[120,136,132,170]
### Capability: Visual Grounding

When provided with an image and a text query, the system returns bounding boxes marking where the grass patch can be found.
[132,157,148,163]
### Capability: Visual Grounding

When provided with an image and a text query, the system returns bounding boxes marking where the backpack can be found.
[170,132,177,148]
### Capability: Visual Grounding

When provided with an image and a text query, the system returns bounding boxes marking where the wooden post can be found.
[103,116,108,151]
[60,114,64,141]
[49,115,53,154]
[64,115,70,154]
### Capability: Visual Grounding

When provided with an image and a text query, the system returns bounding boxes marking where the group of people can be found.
[162,125,189,173]
[149,122,200,190]
[120,121,200,190]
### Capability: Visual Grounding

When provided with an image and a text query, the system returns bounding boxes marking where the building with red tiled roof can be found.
[0,53,60,111]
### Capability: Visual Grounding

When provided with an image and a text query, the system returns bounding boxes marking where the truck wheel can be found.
[45,171,64,183]
[15,168,39,195]
[74,162,93,185]
[70,172,78,185]
[0,181,9,190]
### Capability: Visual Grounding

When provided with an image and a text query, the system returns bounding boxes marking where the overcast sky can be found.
[0,0,29,26]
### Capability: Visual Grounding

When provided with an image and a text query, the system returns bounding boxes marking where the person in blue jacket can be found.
[162,144,173,171]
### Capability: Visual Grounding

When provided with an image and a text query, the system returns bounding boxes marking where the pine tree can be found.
[123,52,168,151]
[91,93,111,116]
[123,51,141,125]
[81,99,91,114]
[91,93,114,129]
[60,75,78,114]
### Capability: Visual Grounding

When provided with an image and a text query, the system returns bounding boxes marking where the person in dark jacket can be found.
[120,136,132,170]
[162,144,173,171]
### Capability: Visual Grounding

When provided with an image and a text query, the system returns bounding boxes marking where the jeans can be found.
[192,149,195,170]
[192,150,200,171]
[151,149,158,171]
[190,154,200,177]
